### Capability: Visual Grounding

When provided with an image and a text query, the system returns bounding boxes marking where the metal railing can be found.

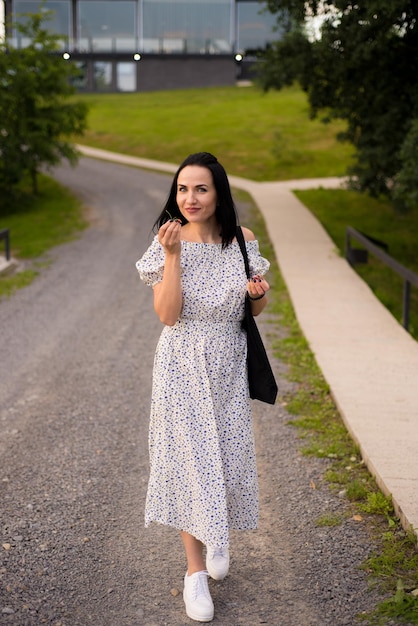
[345,226,418,332]
[0,228,10,261]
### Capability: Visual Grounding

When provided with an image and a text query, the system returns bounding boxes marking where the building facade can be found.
[2,0,279,92]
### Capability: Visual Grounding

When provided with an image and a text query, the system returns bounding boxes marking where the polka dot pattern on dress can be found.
[136,237,270,548]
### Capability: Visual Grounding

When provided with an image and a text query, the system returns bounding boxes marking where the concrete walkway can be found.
[77,145,418,537]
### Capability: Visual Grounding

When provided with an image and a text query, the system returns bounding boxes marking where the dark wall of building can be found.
[73,53,239,92]
[136,55,237,92]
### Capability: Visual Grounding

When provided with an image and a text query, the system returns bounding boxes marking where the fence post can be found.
[0,228,10,261]
[403,281,411,331]
[6,230,10,261]
[345,229,351,264]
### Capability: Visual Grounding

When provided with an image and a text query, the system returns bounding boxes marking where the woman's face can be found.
[176,165,217,224]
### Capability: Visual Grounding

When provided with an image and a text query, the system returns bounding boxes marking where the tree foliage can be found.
[259,1,418,210]
[0,9,88,200]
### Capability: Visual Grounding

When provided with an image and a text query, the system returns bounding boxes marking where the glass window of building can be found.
[12,0,72,49]
[78,1,137,52]
[141,0,234,54]
[93,60,112,90]
[116,62,136,91]
[71,61,89,91]
[236,1,277,53]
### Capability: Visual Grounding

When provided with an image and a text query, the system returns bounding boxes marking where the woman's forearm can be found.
[154,253,183,325]
[250,295,268,316]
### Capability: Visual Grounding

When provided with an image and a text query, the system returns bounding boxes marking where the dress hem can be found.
[144,517,258,548]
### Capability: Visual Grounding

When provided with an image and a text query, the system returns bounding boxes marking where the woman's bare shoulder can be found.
[240,226,256,242]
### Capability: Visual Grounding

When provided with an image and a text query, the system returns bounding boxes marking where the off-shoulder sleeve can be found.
[136,235,165,287]
[246,240,270,276]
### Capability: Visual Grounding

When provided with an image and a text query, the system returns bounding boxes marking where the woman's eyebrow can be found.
[177,183,209,188]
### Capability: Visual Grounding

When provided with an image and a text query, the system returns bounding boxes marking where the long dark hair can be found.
[153,152,238,248]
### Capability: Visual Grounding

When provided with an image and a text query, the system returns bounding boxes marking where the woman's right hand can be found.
[158,220,182,255]
[154,220,183,325]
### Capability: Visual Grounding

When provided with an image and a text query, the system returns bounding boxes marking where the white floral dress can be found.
[136,236,270,548]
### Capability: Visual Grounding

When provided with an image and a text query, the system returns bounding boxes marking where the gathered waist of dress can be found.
[175,317,243,329]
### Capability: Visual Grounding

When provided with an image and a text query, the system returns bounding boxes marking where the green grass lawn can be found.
[0,175,87,299]
[79,84,354,181]
[294,188,418,338]
[1,176,86,259]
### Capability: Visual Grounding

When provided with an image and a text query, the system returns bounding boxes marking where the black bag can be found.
[236,227,278,405]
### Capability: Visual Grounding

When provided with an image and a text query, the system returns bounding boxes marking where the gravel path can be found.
[0,158,387,625]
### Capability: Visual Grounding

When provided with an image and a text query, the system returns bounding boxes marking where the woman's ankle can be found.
[187,565,206,576]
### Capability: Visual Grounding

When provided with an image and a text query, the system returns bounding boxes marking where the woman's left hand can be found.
[247,275,269,316]
[247,275,270,300]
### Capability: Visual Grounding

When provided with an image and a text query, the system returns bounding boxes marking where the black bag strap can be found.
[236,226,250,280]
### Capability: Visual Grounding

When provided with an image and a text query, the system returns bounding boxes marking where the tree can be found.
[259,1,418,210]
[0,9,88,199]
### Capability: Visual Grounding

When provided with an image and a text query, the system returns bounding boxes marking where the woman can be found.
[136,152,271,622]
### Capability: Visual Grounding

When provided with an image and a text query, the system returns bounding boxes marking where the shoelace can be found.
[208,547,227,559]
[191,571,210,601]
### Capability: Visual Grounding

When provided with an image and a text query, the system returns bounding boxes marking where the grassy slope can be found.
[79,84,354,181]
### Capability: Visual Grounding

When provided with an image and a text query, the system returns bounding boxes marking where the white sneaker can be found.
[206,546,230,580]
[183,570,214,622]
